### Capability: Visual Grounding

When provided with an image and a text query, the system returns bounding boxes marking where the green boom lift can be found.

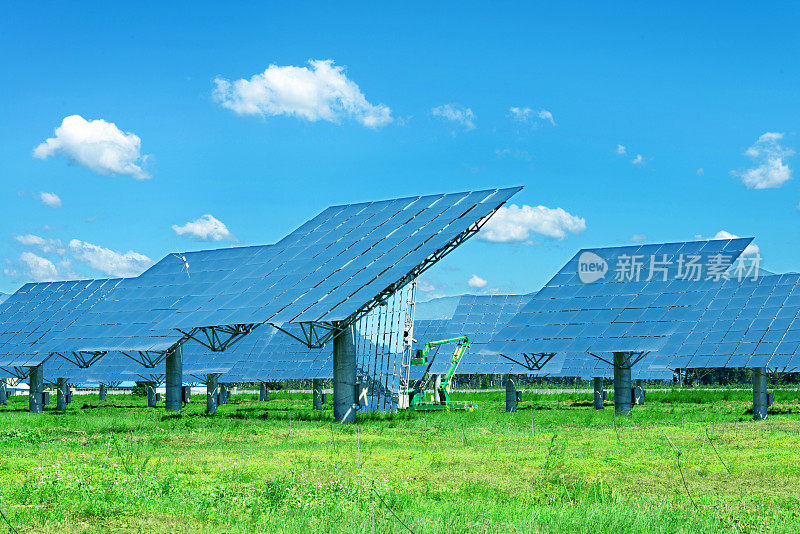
[405,335,475,411]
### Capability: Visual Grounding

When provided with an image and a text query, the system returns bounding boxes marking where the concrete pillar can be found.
[56,378,68,411]
[312,379,323,410]
[28,364,44,413]
[147,383,157,408]
[219,384,228,405]
[206,374,220,414]
[593,377,604,410]
[752,367,768,421]
[259,382,267,401]
[433,374,442,403]
[613,352,632,416]
[165,344,183,412]
[0,380,7,405]
[99,383,107,401]
[633,379,645,405]
[333,322,357,424]
[505,375,518,412]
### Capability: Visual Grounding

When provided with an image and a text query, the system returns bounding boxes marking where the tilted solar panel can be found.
[38,187,521,354]
[483,238,754,365]
[0,278,124,369]
[657,273,800,372]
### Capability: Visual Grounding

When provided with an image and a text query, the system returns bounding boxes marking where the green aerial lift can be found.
[405,335,475,411]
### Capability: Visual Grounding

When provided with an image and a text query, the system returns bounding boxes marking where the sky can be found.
[1,2,798,300]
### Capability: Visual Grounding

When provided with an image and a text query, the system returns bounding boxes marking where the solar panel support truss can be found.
[587,351,648,369]
[56,351,107,369]
[176,323,258,352]
[0,366,33,381]
[271,210,500,349]
[121,350,168,369]
[499,352,557,372]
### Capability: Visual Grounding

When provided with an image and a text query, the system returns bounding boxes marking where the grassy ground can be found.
[0,389,799,533]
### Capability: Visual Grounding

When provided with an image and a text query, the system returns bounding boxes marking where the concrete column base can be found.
[505,375,518,412]
[752,367,768,421]
[613,353,632,416]
[28,364,44,413]
[333,323,357,424]
[593,377,604,410]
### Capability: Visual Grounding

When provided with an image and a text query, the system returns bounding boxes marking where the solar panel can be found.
[0,278,124,369]
[37,187,521,354]
[483,238,754,370]
[657,273,800,372]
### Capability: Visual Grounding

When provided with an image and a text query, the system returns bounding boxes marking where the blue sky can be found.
[2,2,798,298]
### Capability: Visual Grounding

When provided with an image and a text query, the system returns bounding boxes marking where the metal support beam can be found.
[312,379,323,410]
[633,379,646,405]
[147,383,157,408]
[206,373,220,414]
[28,364,43,414]
[259,382,268,402]
[753,366,768,421]
[505,375,518,412]
[333,322,357,424]
[56,378,68,411]
[433,374,442,403]
[613,352,633,416]
[593,377,604,410]
[165,343,183,412]
[99,384,107,401]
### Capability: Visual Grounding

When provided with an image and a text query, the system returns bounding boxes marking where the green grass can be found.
[0,389,799,533]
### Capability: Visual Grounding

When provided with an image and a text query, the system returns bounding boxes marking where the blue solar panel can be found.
[38,187,521,354]
[483,238,754,373]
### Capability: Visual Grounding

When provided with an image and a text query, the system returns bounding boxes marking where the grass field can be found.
[0,389,799,533]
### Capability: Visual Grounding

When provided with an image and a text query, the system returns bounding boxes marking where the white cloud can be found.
[172,214,237,242]
[14,234,65,255]
[19,252,59,282]
[616,144,627,155]
[468,274,487,289]
[696,167,705,176]
[495,148,533,162]
[509,107,555,125]
[712,230,760,257]
[732,132,793,189]
[432,104,475,131]
[33,115,150,179]
[480,204,587,242]
[68,239,153,277]
[39,191,62,208]
[630,234,647,243]
[632,154,645,165]
[213,59,392,129]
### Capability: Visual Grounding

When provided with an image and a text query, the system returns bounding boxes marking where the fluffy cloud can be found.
[213,59,392,129]
[19,252,59,282]
[172,214,237,242]
[616,144,626,155]
[630,234,647,243]
[69,239,153,277]
[468,274,487,289]
[431,104,476,131]
[509,107,555,125]
[732,132,794,189]
[39,191,62,208]
[631,154,645,165]
[14,234,65,255]
[33,115,150,179]
[712,230,760,257]
[480,204,586,242]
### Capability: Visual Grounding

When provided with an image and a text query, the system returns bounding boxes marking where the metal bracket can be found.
[121,351,167,369]
[587,351,648,369]
[56,351,107,369]
[499,352,556,372]
[176,323,257,352]
[136,373,165,385]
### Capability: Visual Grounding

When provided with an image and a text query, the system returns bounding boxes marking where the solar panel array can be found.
[484,239,753,361]
[0,279,123,368]
[37,187,521,354]
[656,273,800,372]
